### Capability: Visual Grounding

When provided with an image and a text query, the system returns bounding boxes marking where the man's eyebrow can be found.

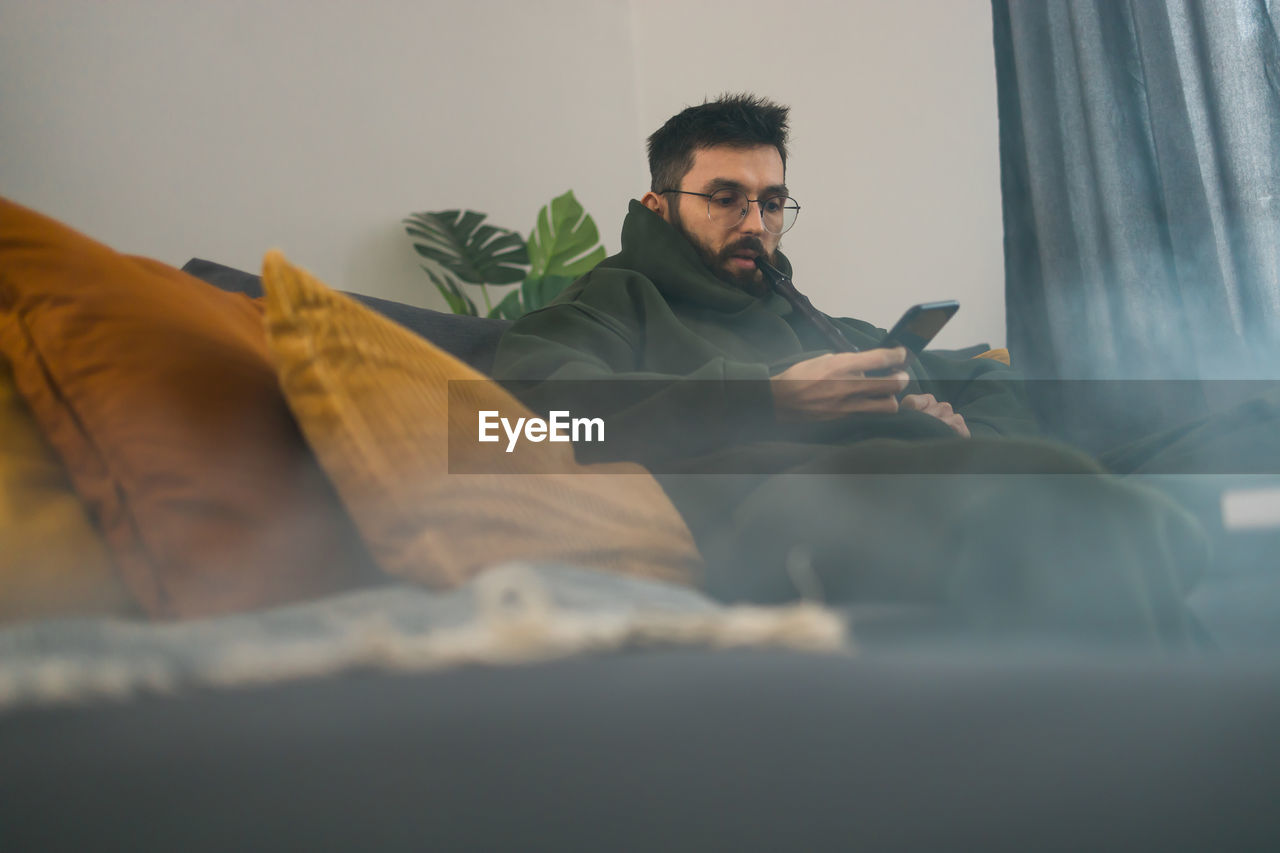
[703,177,791,196]
[702,177,745,193]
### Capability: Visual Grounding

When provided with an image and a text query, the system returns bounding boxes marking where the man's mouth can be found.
[723,242,766,272]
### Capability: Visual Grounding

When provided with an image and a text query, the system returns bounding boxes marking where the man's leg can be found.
[694,438,1207,648]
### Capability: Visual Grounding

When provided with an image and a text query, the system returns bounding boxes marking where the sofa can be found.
[3,199,1280,850]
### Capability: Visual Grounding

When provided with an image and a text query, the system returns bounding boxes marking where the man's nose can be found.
[737,200,766,234]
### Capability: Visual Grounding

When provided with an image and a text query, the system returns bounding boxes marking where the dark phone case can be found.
[867,301,960,375]
[878,301,960,353]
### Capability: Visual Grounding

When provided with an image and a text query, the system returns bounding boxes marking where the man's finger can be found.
[868,346,908,370]
[900,393,936,412]
[825,348,908,376]
[860,374,910,395]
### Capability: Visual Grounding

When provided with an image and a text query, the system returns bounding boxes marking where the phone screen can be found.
[866,301,959,375]
[877,301,960,355]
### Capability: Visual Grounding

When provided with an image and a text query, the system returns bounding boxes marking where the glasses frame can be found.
[660,188,801,235]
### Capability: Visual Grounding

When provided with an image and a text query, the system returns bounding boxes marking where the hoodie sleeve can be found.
[911,350,1042,438]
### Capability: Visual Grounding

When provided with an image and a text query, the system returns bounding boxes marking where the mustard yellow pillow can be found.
[259,251,702,589]
[0,355,134,622]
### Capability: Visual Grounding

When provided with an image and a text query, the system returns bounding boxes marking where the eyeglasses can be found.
[660,188,801,235]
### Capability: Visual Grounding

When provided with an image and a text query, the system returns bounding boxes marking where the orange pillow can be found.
[0,197,377,618]
[0,355,134,622]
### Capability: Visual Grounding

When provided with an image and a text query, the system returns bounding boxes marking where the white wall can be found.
[0,0,643,309]
[0,0,1004,347]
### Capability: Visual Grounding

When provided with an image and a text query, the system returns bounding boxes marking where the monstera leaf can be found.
[404,190,605,318]
[421,264,477,316]
[526,191,607,280]
[403,209,529,285]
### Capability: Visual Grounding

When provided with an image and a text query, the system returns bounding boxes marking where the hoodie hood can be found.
[603,200,795,316]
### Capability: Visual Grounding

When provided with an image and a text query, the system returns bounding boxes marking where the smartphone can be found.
[868,300,959,375]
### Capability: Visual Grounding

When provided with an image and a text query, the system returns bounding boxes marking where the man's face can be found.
[653,144,786,295]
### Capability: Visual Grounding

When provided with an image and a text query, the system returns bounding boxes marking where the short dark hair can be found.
[646,93,790,192]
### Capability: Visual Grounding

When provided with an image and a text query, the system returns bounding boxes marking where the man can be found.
[493,94,1205,647]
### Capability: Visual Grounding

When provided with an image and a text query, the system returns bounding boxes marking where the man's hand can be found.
[900,393,970,438]
[770,348,910,423]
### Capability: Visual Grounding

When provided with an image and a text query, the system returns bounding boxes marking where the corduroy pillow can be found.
[260,250,702,589]
[0,355,134,622]
[0,197,377,618]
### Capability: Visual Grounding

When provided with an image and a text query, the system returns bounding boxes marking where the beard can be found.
[669,204,778,297]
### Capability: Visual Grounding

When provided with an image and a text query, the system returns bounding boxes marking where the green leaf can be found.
[403,209,529,285]
[519,273,576,313]
[488,288,524,320]
[526,190,607,280]
[420,264,477,316]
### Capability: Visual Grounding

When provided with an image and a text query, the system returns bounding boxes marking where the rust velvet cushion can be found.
[0,197,377,618]
[260,251,702,589]
[0,355,134,622]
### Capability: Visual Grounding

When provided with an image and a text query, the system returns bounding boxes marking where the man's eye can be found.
[713,193,742,208]
[762,198,784,213]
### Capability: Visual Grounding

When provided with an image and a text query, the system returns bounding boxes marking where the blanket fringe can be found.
[0,565,850,710]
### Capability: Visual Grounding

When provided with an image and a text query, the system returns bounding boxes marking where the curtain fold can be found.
[994,0,1280,391]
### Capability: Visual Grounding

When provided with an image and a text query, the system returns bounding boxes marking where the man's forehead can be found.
[685,144,786,188]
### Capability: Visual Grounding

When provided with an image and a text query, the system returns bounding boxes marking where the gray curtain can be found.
[994,0,1280,397]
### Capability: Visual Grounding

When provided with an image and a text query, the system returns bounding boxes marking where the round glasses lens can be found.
[759,196,794,234]
[705,190,799,234]
[707,189,748,228]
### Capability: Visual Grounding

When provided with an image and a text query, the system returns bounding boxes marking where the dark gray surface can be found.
[3,648,1279,851]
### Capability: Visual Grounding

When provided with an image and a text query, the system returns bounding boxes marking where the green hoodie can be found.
[493,201,1040,468]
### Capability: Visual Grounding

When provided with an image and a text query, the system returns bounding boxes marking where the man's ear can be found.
[640,191,666,218]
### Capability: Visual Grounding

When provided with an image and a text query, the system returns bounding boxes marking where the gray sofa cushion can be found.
[4,648,1279,850]
[180,258,511,375]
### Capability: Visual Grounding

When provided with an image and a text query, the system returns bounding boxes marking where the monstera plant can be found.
[403,190,606,319]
